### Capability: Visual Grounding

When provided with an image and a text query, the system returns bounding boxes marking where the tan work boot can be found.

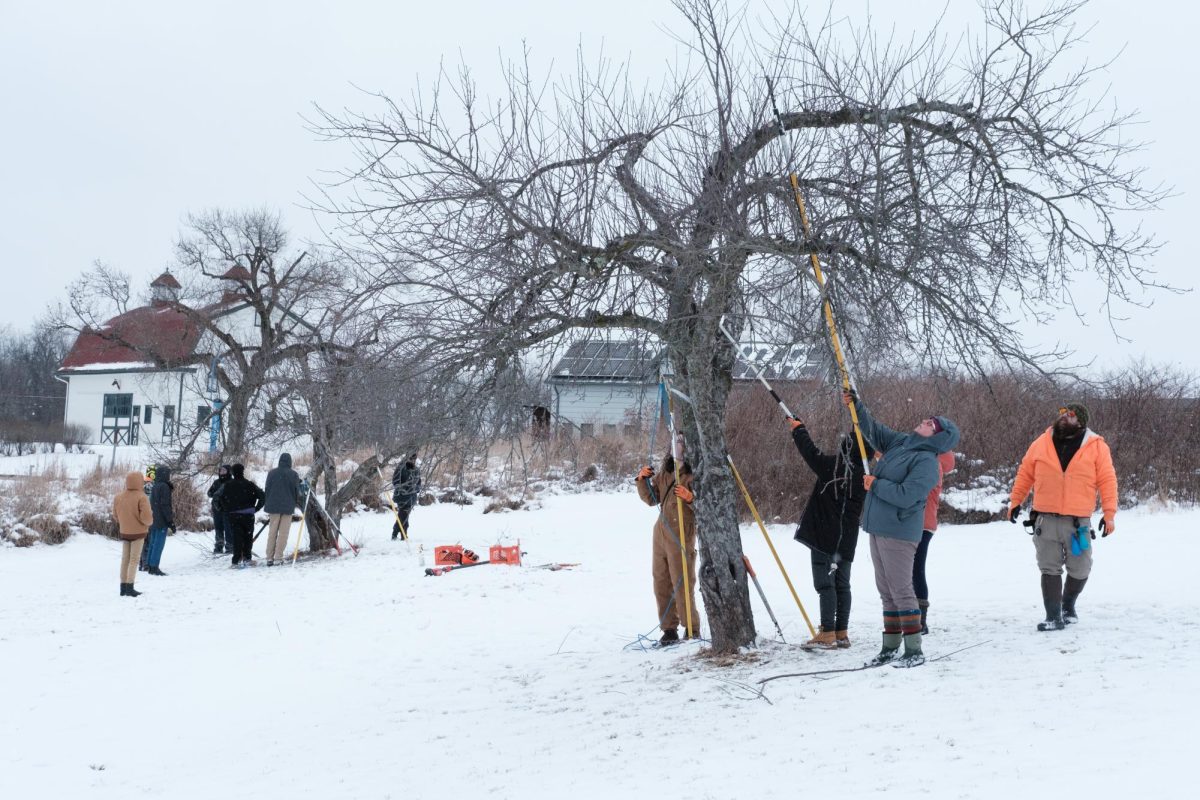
[801,628,838,650]
[835,630,851,648]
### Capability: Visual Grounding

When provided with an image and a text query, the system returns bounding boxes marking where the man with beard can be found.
[1007,404,1118,631]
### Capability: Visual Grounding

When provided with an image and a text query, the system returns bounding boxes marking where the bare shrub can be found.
[78,510,119,539]
[28,514,71,545]
[170,476,208,531]
[483,498,525,514]
[10,473,64,521]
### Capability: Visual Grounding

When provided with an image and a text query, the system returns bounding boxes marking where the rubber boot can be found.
[1037,574,1065,631]
[894,632,925,668]
[1063,576,1087,624]
[659,628,680,646]
[919,599,930,635]
[867,632,902,666]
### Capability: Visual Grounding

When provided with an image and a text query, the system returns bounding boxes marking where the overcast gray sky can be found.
[1,0,1193,370]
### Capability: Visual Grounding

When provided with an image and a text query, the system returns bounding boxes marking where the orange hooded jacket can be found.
[1009,429,1118,521]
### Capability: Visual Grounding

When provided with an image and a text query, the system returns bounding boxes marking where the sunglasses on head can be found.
[1057,407,1077,418]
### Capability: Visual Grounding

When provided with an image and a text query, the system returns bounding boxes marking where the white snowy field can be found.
[1,489,1195,800]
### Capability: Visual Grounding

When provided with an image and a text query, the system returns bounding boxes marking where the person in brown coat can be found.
[635,454,700,645]
[112,471,153,597]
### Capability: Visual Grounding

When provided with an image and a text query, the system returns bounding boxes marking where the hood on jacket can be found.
[124,471,143,491]
[923,416,961,454]
[217,464,231,480]
[277,453,293,469]
[155,466,172,484]
[231,463,245,479]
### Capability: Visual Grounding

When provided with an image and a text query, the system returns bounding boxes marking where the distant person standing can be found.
[112,471,153,597]
[263,453,303,565]
[216,463,265,568]
[207,465,232,555]
[913,451,957,634]
[145,466,176,577]
[390,453,422,540]
[1007,403,1118,631]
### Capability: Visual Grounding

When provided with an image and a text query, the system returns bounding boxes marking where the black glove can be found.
[1007,506,1021,524]
[1099,518,1111,537]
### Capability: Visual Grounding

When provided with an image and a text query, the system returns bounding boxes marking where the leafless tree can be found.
[313,0,1165,651]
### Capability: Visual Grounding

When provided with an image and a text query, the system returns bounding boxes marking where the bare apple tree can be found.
[313,0,1164,651]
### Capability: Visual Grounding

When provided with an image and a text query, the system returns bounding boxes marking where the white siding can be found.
[61,368,211,445]
[552,382,655,430]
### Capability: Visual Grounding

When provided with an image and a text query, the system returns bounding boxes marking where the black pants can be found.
[912,530,934,601]
[391,503,413,537]
[229,514,255,564]
[810,552,853,631]
[213,511,230,551]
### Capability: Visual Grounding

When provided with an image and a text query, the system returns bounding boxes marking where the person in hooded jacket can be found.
[263,453,303,565]
[390,453,422,540]
[1006,403,1118,631]
[635,452,700,645]
[145,466,176,576]
[843,390,960,667]
[788,417,868,649]
[215,463,266,567]
[112,471,154,597]
[207,464,232,554]
[913,450,957,634]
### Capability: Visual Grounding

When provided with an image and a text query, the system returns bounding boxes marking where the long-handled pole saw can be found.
[291,486,312,565]
[742,555,785,643]
[728,455,817,640]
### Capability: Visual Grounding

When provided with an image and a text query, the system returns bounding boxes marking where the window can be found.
[144,406,153,424]
[162,405,176,438]
[579,423,594,437]
[197,405,212,426]
[102,393,133,418]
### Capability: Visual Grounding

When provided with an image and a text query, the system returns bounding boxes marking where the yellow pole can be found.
[727,454,817,639]
[291,489,311,564]
[787,174,871,473]
[375,465,409,541]
[663,377,694,640]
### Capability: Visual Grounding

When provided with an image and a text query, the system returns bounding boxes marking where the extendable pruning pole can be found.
[742,555,785,643]
[291,485,312,564]
[662,376,694,640]
[717,319,794,419]
[728,455,817,640]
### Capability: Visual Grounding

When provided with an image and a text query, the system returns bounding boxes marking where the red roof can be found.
[221,265,252,282]
[59,305,204,371]
[150,271,182,289]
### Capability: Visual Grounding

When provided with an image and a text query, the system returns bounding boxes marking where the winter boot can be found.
[120,582,127,596]
[894,632,925,668]
[919,599,931,635]
[1063,576,1087,624]
[1037,573,1066,631]
[148,566,167,576]
[801,628,838,650]
[125,583,141,597]
[867,632,902,666]
[835,630,851,649]
[659,628,680,646]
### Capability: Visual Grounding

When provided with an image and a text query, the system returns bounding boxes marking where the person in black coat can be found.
[789,417,868,649]
[214,463,265,567]
[207,464,232,554]
[145,466,176,576]
[390,453,422,540]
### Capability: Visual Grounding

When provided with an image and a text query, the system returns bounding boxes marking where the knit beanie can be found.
[1064,402,1090,429]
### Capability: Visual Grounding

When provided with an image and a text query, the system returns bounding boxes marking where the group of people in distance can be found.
[635,389,1118,666]
[111,452,424,598]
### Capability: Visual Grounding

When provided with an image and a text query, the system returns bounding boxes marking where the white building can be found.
[56,268,310,448]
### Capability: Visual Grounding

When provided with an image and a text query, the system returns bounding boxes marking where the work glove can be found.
[841,388,858,407]
[863,475,876,491]
[787,416,805,430]
[1100,517,1115,537]
[637,466,653,480]
[1007,506,1022,524]
[674,485,694,503]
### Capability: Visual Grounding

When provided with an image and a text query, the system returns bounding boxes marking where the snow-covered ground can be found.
[1,489,1194,799]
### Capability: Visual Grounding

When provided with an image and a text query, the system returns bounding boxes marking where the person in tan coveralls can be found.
[112,471,153,597]
[635,454,700,645]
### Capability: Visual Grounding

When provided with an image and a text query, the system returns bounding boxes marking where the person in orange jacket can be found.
[1007,403,1118,631]
[635,453,700,645]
